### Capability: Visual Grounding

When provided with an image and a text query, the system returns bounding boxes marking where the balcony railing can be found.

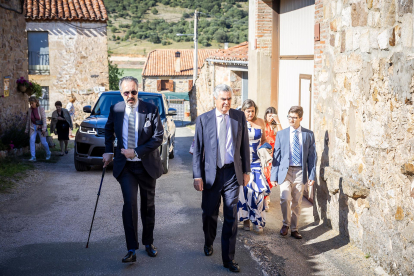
[28,51,50,75]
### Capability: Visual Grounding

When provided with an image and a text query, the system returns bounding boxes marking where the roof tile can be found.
[209,42,248,62]
[24,0,108,21]
[142,49,219,77]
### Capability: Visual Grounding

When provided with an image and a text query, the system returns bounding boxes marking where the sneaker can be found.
[46,153,51,160]
[28,157,36,162]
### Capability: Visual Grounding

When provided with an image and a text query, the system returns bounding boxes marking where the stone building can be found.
[0,0,29,134]
[25,0,109,124]
[141,49,218,93]
[194,42,248,117]
[249,0,414,274]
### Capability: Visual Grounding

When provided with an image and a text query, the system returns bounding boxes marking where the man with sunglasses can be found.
[103,76,164,263]
[270,106,316,239]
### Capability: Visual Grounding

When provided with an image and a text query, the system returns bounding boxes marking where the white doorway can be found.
[299,74,312,130]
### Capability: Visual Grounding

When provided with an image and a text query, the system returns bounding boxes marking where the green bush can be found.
[151,8,158,14]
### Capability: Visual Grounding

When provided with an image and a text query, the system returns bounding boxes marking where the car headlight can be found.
[80,126,97,134]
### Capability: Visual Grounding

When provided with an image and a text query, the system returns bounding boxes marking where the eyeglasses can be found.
[287,116,299,121]
[123,90,138,96]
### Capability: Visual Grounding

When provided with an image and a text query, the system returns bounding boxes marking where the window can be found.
[39,86,49,111]
[28,32,50,75]
[157,79,174,91]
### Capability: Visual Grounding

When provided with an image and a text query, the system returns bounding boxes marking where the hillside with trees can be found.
[105,0,249,55]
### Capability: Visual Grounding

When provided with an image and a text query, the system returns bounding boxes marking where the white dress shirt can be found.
[216,108,234,165]
[123,102,140,161]
[289,126,302,166]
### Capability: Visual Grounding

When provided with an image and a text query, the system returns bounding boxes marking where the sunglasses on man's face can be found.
[123,90,138,96]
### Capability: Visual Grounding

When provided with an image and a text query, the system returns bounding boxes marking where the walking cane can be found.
[86,167,106,248]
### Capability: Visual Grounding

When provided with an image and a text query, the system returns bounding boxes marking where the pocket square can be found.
[144,121,151,127]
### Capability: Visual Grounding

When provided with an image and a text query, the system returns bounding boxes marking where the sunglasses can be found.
[123,90,138,96]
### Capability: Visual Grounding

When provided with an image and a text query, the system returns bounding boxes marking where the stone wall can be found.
[26,21,109,124]
[0,8,29,135]
[313,0,414,274]
[193,61,245,120]
[143,76,192,93]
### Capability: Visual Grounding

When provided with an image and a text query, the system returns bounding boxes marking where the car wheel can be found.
[74,144,91,171]
[169,139,174,159]
[163,143,169,174]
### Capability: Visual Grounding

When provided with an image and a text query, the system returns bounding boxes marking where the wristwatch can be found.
[244,172,251,175]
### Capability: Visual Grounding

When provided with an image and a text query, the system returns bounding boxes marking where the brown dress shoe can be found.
[280,225,289,236]
[291,231,302,239]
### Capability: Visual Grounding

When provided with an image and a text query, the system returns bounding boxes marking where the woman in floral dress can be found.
[237,99,271,232]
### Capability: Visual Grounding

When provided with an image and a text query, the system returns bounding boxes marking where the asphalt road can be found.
[0,125,262,275]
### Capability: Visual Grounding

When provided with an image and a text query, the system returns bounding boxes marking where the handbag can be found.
[35,119,43,126]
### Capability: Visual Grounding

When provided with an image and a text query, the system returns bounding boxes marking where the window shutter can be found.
[168,80,174,92]
[188,80,193,91]
[157,80,162,91]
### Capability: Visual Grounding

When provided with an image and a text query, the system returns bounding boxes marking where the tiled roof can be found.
[142,49,219,77]
[24,0,108,21]
[209,42,248,62]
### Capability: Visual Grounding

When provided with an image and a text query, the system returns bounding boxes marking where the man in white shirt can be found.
[103,76,164,263]
[193,84,251,273]
[270,106,317,239]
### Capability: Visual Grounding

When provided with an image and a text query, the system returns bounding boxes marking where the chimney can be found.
[175,51,181,73]
[224,43,229,49]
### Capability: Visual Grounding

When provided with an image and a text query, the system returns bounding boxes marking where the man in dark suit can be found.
[271,106,316,239]
[193,84,250,273]
[103,76,164,263]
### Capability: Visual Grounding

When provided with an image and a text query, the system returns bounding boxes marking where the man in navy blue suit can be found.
[192,84,251,273]
[271,106,317,239]
[103,76,163,263]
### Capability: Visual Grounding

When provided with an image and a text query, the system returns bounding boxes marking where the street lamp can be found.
[176,10,199,87]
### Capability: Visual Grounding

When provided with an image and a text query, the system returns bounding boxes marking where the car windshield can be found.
[91,93,165,118]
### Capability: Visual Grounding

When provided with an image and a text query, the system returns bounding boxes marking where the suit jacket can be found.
[192,108,250,188]
[105,100,164,179]
[270,126,317,184]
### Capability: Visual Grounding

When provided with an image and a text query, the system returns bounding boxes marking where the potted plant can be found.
[16,77,30,92]
[29,81,43,98]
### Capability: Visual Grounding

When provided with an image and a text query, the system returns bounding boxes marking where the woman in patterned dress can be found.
[66,96,76,138]
[237,99,271,232]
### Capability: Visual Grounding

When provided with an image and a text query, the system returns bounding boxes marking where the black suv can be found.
[74,91,176,173]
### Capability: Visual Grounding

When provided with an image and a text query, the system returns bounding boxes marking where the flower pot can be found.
[17,85,27,92]
[184,112,190,117]
[25,88,34,96]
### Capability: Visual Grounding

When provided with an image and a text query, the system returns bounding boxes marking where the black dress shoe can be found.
[145,244,158,257]
[291,231,302,239]
[122,251,136,263]
[223,260,240,273]
[204,245,213,256]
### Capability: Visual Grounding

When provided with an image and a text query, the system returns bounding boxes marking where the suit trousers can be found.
[279,166,305,232]
[202,164,240,263]
[116,161,156,250]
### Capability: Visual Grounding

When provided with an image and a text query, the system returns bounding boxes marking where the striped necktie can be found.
[127,106,136,149]
[292,129,301,166]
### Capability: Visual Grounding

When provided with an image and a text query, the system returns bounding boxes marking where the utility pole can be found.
[193,10,198,86]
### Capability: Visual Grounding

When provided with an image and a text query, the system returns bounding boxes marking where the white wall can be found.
[280,5,315,56]
[278,60,314,129]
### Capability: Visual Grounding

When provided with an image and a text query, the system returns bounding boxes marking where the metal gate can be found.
[168,99,185,121]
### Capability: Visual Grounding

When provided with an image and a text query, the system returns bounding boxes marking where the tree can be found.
[108,60,123,90]
[214,30,227,43]
[151,8,158,14]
